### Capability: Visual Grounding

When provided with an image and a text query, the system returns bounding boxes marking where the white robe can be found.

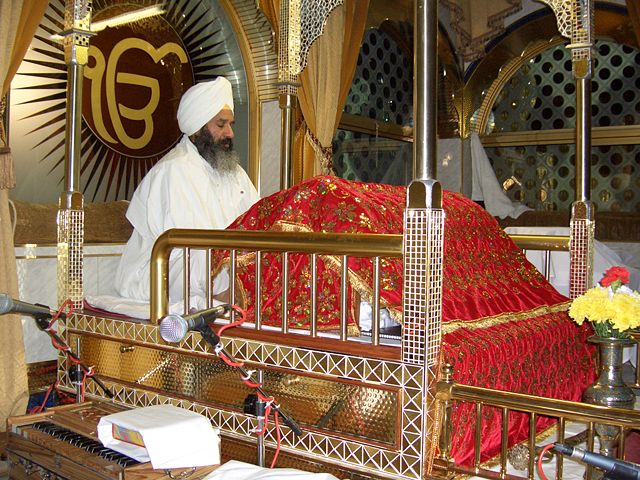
[115,135,259,304]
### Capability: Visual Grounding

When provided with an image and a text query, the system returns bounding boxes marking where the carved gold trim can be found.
[442,301,571,335]
[465,8,634,135]
[474,37,566,135]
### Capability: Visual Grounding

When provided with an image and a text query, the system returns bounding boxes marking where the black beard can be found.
[191,127,238,172]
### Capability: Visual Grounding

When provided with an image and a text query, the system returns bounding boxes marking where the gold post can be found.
[575,76,592,203]
[279,93,296,188]
[402,1,444,475]
[57,0,93,309]
[276,0,343,188]
[539,0,595,298]
[413,0,438,183]
[570,60,595,297]
[436,364,455,466]
[277,0,301,189]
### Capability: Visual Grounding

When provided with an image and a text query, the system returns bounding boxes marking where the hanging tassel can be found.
[304,126,336,176]
[0,146,15,190]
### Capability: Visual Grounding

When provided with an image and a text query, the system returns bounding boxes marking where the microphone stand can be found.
[255,370,266,467]
[32,314,113,400]
[195,324,302,461]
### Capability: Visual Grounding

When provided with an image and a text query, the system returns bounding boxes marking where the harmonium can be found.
[6,402,220,480]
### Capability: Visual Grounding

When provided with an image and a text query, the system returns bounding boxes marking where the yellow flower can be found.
[569,283,640,338]
[569,287,609,324]
[610,292,640,332]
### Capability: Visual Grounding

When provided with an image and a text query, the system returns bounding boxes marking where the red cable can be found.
[212,303,285,463]
[231,304,246,317]
[50,337,72,351]
[257,391,273,403]
[47,299,73,331]
[217,305,246,336]
[215,306,262,384]
[217,319,244,336]
[46,298,92,402]
[218,351,245,368]
[240,377,262,389]
[537,443,555,480]
[270,410,282,468]
[79,371,86,402]
[30,381,58,414]
[254,404,272,435]
[47,300,74,349]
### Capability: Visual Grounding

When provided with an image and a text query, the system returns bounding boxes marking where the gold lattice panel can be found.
[569,217,595,298]
[402,209,444,367]
[59,313,428,479]
[57,208,84,309]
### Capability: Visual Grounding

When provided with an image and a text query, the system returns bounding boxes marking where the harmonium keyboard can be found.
[6,402,220,480]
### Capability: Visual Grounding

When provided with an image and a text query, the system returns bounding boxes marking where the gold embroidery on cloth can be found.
[263,220,403,327]
[442,302,571,335]
[211,222,364,334]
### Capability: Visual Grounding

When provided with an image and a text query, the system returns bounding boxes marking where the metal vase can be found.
[583,335,635,459]
[583,335,635,408]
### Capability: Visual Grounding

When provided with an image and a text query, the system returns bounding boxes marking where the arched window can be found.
[469,7,639,214]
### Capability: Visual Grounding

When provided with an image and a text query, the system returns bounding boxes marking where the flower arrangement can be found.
[568,266,640,338]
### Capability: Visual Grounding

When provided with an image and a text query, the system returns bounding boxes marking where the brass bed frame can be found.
[56,228,640,479]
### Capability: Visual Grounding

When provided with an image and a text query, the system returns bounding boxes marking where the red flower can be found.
[599,266,630,287]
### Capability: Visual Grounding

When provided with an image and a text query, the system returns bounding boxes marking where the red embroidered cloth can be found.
[213,176,595,465]
[217,176,571,324]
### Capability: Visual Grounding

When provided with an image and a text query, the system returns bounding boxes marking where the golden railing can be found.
[149,229,568,325]
[149,229,404,325]
[435,364,640,480]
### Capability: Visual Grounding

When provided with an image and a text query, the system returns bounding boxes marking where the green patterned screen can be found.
[333,27,414,185]
[484,40,640,213]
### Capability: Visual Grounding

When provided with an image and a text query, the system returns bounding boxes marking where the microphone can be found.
[159,304,231,343]
[0,294,65,320]
[553,443,640,480]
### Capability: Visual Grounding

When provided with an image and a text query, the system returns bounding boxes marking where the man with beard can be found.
[114,77,259,306]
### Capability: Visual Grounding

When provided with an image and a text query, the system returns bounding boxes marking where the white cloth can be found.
[97,405,220,468]
[436,136,472,197]
[504,226,640,295]
[470,132,531,219]
[178,77,234,136]
[115,135,259,304]
[204,460,339,479]
[357,302,397,332]
[84,294,229,319]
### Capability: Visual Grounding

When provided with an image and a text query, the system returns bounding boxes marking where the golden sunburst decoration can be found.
[15,0,239,202]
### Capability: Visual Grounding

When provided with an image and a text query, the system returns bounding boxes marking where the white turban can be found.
[177,77,234,136]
